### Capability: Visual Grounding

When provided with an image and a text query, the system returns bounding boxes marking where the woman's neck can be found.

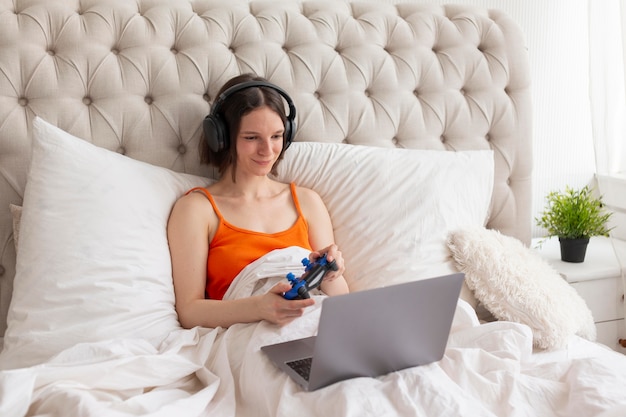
[215,170,279,199]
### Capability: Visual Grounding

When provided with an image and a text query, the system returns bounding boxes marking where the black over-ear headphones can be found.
[203,80,297,153]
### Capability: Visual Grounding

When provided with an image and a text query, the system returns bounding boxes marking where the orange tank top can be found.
[188,183,312,300]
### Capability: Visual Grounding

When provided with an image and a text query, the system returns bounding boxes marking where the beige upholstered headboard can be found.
[0,0,532,336]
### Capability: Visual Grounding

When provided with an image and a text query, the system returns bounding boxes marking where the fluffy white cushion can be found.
[447,226,597,350]
[275,142,494,298]
[0,118,210,369]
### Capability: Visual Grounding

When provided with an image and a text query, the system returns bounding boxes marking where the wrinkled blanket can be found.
[2,246,626,417]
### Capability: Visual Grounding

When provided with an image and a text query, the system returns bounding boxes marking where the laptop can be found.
[261,272,464,391]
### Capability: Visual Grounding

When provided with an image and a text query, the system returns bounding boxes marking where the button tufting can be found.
[82,97,92,105]
[47,49,55,56]
[171,47,178,54]
[111,48,120,55]
[116,146,126,155]
[314,91,320,99]
[203,94,210,102]
[177,144,187,154]
[392,137,399,145]
[18,97,28,106]
[144,96,153,104]
[0,265,5,276]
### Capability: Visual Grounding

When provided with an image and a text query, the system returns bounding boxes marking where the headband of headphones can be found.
[203,80,297,153]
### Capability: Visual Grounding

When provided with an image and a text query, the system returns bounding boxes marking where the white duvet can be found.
[1,247,626,417]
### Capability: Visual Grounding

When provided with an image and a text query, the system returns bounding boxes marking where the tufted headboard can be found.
[0,0,532,336]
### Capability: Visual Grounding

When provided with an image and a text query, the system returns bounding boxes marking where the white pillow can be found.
[447,226,597,350]
[0,117,210,370]
[274,142,494,295]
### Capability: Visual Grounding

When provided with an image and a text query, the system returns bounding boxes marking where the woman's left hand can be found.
[310,244,345,283]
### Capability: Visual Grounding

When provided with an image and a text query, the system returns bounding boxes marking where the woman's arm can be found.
[296,187,350,296]
[167,193,314,329]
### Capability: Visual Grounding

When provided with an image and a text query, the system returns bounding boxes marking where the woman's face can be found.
[234,106,285,178]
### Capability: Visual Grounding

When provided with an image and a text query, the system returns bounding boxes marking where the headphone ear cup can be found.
[203,113,228,152]
[283,118,295,149]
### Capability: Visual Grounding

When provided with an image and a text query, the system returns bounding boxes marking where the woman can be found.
[167,74,349,329]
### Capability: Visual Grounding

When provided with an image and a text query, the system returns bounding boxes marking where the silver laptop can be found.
[261,272,464,391]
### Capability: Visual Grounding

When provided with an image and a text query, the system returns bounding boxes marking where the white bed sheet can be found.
[1,247,626,417]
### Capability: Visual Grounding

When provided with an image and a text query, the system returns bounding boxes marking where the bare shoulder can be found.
[294,185,326,209]
[172,190,211,212]
[294,185,331,227]
[169,189,216,227]
[294,185,335,249]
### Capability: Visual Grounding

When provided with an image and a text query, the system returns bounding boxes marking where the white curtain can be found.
[588,0,626,176]
[589,2,626,346]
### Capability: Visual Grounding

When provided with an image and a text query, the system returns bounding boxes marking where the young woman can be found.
[167,74,349,329]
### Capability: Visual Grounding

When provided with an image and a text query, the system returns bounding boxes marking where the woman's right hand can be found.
[257,282,316,326]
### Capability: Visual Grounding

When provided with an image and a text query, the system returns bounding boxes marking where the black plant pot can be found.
[558,237,590,263]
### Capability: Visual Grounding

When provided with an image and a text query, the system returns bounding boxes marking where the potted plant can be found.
[536,185,613,262]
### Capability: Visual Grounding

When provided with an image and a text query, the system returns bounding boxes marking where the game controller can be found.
[283,253,339,300]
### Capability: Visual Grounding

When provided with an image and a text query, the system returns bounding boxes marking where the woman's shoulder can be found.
[172,187,214,214]
[293,183,319,199]
[293,184,326,211]
[169,187,219,236]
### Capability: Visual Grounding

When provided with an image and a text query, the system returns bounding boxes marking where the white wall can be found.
[369,0,597,238]
[508,0,596,238]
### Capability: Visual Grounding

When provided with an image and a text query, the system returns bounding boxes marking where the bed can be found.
[1,0,626,416]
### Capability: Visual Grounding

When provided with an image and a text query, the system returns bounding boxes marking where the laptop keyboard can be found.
[285,357,313,381]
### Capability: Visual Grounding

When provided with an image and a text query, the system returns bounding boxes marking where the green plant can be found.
[536,185,613,239]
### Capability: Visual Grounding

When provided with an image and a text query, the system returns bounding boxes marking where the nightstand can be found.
[532,236,626,353]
